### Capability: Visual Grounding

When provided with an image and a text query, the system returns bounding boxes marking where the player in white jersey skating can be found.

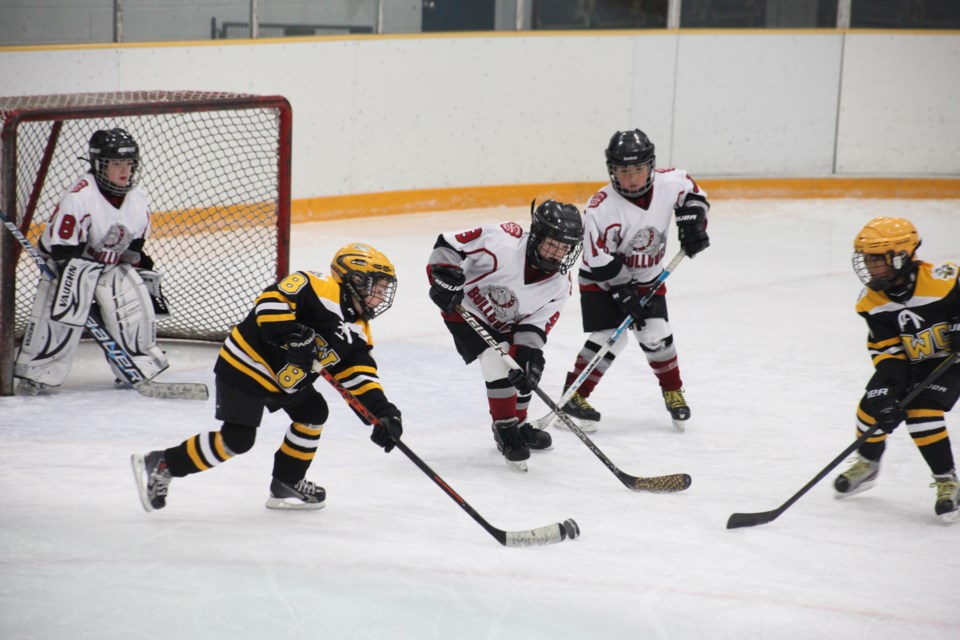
[15,128,169,394]
[427,200,584,470]
[557,129,710,432]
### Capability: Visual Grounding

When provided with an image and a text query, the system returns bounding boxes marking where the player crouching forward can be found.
[428,200,584,471]
[834,217,960,522]
[132,243,404,511]
[15,128,169,394]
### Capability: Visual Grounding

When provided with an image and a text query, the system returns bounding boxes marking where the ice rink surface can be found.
[1,198,959,639]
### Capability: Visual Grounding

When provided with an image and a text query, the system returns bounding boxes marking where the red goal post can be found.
[0,91,292,396]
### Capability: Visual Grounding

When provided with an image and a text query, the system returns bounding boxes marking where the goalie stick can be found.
[312,362,579,547]
[533,249,687,431]
[726,351,960,530]
[0,208,208,401]
[456,305,691,493]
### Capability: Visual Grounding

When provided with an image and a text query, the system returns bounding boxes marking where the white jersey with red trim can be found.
[39,173,151,260]
[580,168,706,289]
[435,222,572,339]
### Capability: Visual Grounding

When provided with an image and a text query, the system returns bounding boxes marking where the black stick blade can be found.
[726,509,781,529]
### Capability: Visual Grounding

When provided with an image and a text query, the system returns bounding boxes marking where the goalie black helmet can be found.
[527,199,584,275]
[88,128,140,196]
[605,129,656,198]
[852,217,921,293]
[331,242,398,320]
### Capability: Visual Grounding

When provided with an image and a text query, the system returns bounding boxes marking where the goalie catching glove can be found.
[429,264,466,313]
[507,345,545,395]
[371,404,403,453]
[275,325,318,370]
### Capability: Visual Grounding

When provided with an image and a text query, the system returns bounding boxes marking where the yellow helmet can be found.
[852,217,921,292]
[331,242,397,319]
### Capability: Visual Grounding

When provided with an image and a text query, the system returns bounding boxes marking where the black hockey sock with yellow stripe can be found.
[273,422,323,484]
[163,422,255,477]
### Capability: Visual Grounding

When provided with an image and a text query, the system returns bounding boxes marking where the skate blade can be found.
[833,479,877,499]
[130,454,154,513]
[938,509,959,524]
[553,417,598,434]
[505,459,528,472]
[265,497,326,510]
[532,413,557,430]
[672,418,687,433]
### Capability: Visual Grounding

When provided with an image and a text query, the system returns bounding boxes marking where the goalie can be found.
[14,127,169,394]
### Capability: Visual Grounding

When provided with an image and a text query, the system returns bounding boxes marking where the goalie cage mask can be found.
[88,128,141,196]
[331,243,398,320]
[852,216,921,292]
[527,199,584,275]
[606,129,656,198]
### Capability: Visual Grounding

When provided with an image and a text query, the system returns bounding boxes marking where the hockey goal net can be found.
[0,91,291,395]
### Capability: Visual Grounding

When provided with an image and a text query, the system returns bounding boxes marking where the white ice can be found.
[1,199,959,639]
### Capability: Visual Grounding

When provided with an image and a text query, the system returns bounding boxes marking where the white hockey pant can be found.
[96,264,168,380]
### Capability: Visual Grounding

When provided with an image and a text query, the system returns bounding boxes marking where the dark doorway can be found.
[422,0,496,32]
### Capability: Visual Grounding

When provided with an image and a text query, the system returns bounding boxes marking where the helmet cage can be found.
[88,128,140,196]
[851,217,920,291]
[331,243,398,320]
[606,129,656,198]
[527,200,584,275]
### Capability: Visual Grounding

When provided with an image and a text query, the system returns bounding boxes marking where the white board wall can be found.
[1,31,957,202]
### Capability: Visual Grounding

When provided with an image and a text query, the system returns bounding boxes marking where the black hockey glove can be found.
[371,404,403,453]
[277,325,318,371]
[610,283,651,329]
[507,345,545,395]
[948,316,960,352]
[429,264,466,313]
[675,203,710,257]
[863,384,905,434]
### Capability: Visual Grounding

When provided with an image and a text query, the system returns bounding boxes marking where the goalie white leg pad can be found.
[51,258,104,326]
[96,265,169,380]
[14,274,85,387]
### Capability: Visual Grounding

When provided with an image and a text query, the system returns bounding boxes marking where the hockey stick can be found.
[312,363,579,547]
[726,351,960,530]
[456,304,691,493]
[0,208,208,401]
[533,249,687,430]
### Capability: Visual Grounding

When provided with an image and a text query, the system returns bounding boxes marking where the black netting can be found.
[2,93,287,343]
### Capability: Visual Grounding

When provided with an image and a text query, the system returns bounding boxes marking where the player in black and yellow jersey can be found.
[834,217,960,522]
[131,242,403,512]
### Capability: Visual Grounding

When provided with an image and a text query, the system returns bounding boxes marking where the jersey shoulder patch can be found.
[499,221,523,238]
[70,179,90,194]
[930,261,959,282]
[588,191,607,209]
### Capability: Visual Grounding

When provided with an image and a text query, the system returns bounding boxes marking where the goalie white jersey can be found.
[581,168,706,289]
[39,173,150,262]
[432,221,572,342]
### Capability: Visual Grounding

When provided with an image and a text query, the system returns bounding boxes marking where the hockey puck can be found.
[562,518,580,540]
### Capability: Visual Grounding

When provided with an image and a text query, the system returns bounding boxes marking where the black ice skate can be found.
[518,422,552,451]
[834,455,880,497]
[554,391,600,433]
[492,418,530,472]
[131,450,172,512]
[931,471,960,523]
[662,389,690,432]
[266,478,326,510]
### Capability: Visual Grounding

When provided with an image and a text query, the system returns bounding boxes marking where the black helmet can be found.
[605,129,655,197]
[527,199,584,274]
[88,128,140,196]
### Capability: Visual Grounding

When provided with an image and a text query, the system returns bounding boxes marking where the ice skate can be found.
[492,418,530,472]
[16,378,47,396]
[266,478,326,510]
[131,450,172,512]
[554,392,599,433]
[931,471,960,523]
[662,388,690,432]
[518,422,552,451]
[834,455,880,497]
